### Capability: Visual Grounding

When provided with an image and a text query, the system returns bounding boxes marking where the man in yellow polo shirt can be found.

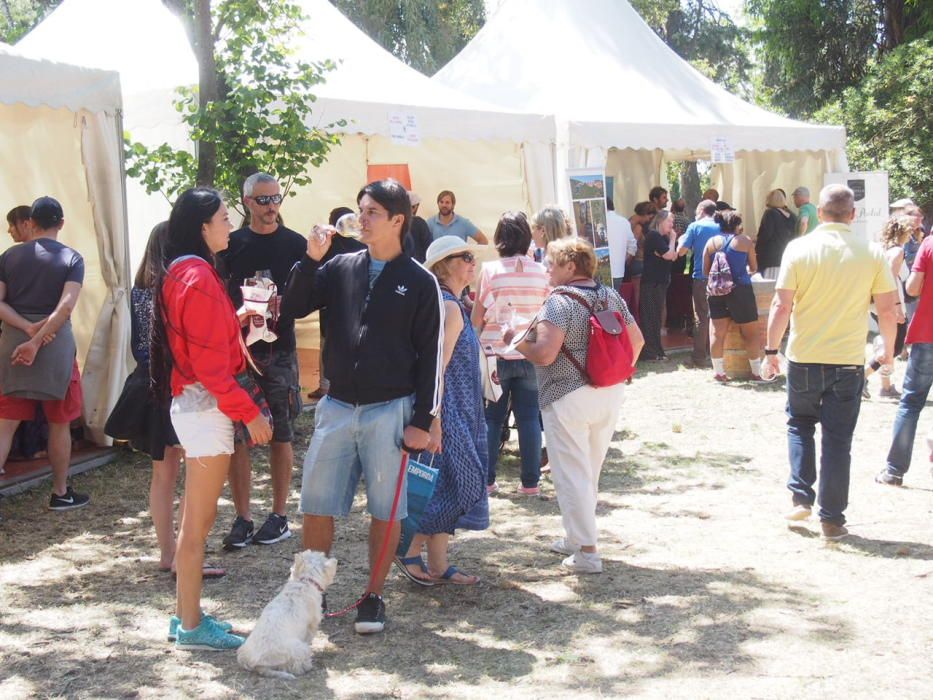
[764,184,898,540]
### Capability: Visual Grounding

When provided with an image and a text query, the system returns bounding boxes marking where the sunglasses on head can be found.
[251,194,283,206]
[447,252,476,263]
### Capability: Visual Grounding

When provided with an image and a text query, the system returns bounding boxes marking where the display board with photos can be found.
[567,167,613,287]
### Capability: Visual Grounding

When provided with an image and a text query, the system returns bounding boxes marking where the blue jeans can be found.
[484,358,542,487]
[785,361,864,525]
[886,343,933,477]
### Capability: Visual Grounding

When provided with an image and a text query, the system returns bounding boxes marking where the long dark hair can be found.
[135,221,168,289]
[150,187,223,402]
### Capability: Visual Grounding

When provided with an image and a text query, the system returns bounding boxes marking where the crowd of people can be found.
[0,175,928,652]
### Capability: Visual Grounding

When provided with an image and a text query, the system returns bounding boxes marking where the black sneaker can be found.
[253,513,291,545]
[222,516,254,550]
[354,593,386,635]
[48,486,90,511]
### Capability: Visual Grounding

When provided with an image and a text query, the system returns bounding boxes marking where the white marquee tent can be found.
[0,43,130,445]
[434,0,848,228]
[17,0,552,269]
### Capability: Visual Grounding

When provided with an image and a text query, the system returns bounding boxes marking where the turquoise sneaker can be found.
[175,616,244,651]
[168,613,232,642]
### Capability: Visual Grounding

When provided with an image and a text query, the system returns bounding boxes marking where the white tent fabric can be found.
[17,0,551,258]
[0,44,129,445]
[16,0,551,361]
[434,0,848,228]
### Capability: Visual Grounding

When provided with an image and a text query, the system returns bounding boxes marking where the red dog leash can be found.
[324,450,410,619]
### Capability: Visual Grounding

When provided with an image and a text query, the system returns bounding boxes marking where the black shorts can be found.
[708,284,758,324]
[251,350,302,443]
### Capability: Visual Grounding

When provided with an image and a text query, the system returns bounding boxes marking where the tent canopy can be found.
[16,0,550,143]
[433,0,844,153]
[0,42,121,113]
[0,44,129,445]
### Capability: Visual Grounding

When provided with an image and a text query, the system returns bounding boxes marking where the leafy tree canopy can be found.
[0,0,57,43]
[329,0,485,75]
[815,34,933,212]
[125,0,340,214]
[633,0,751,95]
[746,0,933,117]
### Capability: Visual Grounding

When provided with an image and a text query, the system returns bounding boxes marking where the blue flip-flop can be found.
[433,565,480,586]
[394,555,435,587]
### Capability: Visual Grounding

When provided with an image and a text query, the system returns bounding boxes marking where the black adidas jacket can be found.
[282,249,443,432]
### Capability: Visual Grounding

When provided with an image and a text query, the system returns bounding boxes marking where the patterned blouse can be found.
[534,283,634,409]
[130,287,153,365]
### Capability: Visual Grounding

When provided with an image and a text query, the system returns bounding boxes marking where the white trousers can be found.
[541,383,626,547]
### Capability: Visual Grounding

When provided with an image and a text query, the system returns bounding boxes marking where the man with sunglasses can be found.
[218,172,307,550]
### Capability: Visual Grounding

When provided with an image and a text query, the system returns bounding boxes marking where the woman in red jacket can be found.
[152,187,272,650]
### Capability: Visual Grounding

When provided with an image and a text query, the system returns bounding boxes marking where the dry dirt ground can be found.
[1,359,931,699]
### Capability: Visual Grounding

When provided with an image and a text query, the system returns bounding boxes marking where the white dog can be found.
[237,550,338,679]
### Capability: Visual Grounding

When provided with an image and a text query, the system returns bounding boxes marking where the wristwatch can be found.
[764,348,779,356]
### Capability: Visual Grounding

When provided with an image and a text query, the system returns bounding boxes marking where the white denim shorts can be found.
[170,383,235,459]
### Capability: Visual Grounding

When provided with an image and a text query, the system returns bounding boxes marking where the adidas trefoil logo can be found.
[395,285,408,296]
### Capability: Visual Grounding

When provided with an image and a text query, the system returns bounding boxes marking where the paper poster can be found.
[389,111,421,146]
[567,167,612,286]
[823,171,889,243]
[710,136,734,164]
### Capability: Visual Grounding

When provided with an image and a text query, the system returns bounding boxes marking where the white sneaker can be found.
[561,551,602,574]
[549,538,579,556]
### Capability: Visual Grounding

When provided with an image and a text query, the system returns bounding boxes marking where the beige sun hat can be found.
[424,235,472,272]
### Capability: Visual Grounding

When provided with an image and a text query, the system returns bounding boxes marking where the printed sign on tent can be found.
[389,111,421,146]
[710,136,734,164]
[567,167,612,287]
[823,171,889,243]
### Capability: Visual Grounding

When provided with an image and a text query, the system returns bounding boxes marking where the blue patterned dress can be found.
[418,290,489,535]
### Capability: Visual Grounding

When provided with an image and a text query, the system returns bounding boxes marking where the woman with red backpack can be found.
[506,238,643,574]
[702,210,761,382]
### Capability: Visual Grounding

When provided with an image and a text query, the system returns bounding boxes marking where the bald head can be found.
[818,184,856,223]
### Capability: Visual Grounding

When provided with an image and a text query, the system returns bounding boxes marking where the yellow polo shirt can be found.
[777,222,896,365]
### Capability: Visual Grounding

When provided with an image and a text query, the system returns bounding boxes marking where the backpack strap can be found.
[551,287,595,385]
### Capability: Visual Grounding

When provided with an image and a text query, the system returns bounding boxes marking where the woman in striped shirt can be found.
[471,212,550,495]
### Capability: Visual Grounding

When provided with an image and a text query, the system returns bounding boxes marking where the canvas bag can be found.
[553,287,636,387]
[397,452,440,556]
[706,235,735,297]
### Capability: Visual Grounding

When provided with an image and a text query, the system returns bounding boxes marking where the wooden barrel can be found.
[722,277,776,378]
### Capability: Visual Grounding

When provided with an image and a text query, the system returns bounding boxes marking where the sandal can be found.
[394,555,435,587]
[432,565,480,585]
[166,564,227,580]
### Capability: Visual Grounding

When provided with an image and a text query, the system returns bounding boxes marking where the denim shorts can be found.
[170,383,235,459]
[299,394,413,521]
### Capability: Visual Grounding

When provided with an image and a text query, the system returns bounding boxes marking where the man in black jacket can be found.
[283,179,442,635]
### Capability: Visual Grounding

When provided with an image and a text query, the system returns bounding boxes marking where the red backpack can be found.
[554,287,636,387]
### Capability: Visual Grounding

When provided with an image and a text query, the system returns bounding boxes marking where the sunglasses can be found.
[251,194,283,206]
[447,252,476,263]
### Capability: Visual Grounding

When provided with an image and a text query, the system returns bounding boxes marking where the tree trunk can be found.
[881,0,905,52]
[193,0,218,187]
[681,161,701,215]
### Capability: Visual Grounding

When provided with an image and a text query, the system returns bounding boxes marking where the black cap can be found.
[715,200,734,211]
[30,196,64,229]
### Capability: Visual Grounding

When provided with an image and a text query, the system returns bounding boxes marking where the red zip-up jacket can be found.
[162,256,259,423]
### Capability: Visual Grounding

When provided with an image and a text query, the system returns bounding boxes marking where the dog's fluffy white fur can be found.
[237,550,337,679]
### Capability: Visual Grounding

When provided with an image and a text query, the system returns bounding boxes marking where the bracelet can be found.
[764,348,779,356]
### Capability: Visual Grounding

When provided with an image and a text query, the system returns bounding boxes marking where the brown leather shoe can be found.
[820,522,849,540]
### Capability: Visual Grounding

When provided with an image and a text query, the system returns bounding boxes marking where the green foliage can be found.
[746,0,933,118]
[0,0,59,44]
[329,0,484,75]
[814,35,933,211]
[634,0,751,95]
[125,0,341,213]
